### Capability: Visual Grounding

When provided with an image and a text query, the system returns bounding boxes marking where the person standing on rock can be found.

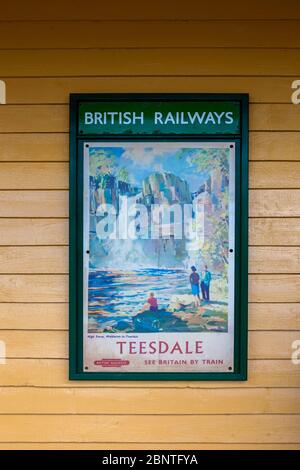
[189,266,201,307]
[201,265,212,301]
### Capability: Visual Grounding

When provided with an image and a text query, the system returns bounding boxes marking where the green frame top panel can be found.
[79,100,240,135]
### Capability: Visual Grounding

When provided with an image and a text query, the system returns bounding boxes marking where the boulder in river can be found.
[133,309,189,333]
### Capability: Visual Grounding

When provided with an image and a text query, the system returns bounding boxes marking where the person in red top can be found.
[147,292,158,312]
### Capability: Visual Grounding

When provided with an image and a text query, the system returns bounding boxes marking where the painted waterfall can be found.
[85,142,233,334]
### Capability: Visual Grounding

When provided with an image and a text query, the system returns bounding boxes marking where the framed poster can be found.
[69,93,248,380]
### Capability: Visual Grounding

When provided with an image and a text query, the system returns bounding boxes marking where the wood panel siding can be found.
[0,0,299,449]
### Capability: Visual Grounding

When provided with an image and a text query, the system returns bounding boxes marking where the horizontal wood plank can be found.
[0,275,68,302]
[0,218,299,247]
[0,219,68,245]
[1,161,300,189]
[0,387,299,414]
[1,359,299,388]
[1,303,299,331]
[3,77,299,105]
[0,190,299,218]
[249,163,300,189]
[1,105,300,133]
[0,303,67,330]
[1,0,300,21]
[249,218,300,246]
[250,132,300,161]
[0,414,299,443]
[251,105,300,131]
[0,443,298,449]
[249,331,300,359]
[0,246,300,273]
[0,191,68,217]
[0,105,67,133]
[249,303,300,330]
[1,49,300,77]
[0,274,300,302]
[0,134,68,161]
[2,21,300,49]
[249,190,300,217]
[0,163,68,189]
[250,275,300,302]
[0,330,298,359]
[249,247,300,273]
[0,246,68,273]
[2,132,300,162]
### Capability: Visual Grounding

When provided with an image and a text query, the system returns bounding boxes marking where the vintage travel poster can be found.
[83,142,235,373]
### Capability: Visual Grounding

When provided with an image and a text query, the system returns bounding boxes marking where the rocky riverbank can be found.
[88,292,227,333]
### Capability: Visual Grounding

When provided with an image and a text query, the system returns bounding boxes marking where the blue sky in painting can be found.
[89,145,209,192]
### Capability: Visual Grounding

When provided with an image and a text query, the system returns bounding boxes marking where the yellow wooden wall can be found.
[0,0,300,449]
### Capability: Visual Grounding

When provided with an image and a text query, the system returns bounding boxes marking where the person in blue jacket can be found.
[189,266,201,306]
[201,265,212,301]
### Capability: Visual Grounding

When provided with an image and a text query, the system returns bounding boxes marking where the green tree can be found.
[176,147,229,177]
[89,149,116,178]
[118,166,130,183]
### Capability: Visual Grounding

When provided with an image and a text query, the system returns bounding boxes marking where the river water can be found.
[88,268,189,317]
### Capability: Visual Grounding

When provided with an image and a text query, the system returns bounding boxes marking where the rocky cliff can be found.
[142,171,192,205]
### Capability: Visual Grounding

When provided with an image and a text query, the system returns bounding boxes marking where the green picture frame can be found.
[69,93,248,381]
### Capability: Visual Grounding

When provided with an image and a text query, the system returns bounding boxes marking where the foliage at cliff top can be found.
[175,147,230,176]
[90,149,130,183]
